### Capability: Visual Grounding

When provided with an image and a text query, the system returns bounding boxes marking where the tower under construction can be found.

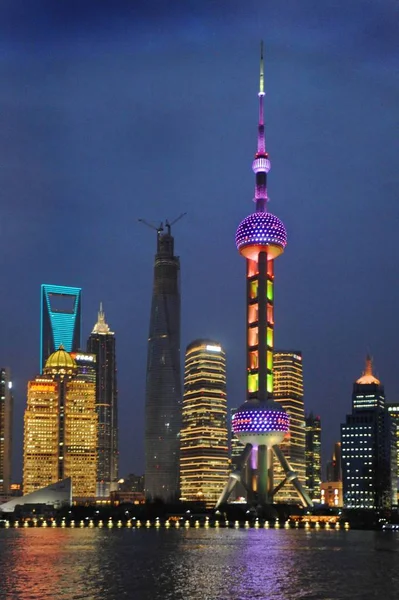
[143,218,183,502]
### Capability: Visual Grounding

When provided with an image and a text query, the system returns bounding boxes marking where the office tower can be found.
[0,368,13,494]
[180,340,229,506]
[217,45,312,508]
[87,304,118,498]
[23,346,97,498]
[40,284,81,372]
[230,408,247,501]
[273,351,306,502]
[341,356,397,509]
[320,481,343,507]
[305,413,322,502]
[326,442,342,482]
[144,221,182,502]
[387,404,399,503]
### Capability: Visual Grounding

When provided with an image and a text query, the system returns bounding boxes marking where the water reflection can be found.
[0,528,399,600]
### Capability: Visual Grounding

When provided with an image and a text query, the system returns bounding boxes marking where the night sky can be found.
[0,1,398,481]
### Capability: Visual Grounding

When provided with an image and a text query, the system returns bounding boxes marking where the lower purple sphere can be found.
[232,400,289,447]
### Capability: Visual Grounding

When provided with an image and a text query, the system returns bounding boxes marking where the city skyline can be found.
[0,1,397,480]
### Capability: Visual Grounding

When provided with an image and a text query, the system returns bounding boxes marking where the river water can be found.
[0,528,398,599]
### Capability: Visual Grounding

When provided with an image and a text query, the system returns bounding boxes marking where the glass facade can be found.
[40,284,81,373]
[145,227,182,502]
[180,340,229,506]
[387,403,399,504]
[23,348,97,499]
[341,358,397,509]
[87,307,119,498]
[305,413,322,502]
[0,368,13,494]
[273,351,306,503]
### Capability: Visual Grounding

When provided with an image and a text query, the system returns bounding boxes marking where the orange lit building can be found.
[23,347,97,499]
[321,481,343,507]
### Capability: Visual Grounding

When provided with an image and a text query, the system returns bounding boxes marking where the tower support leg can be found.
[257,445,268,504]
[272,444,313,508]
[258,446,274,504]
[215,443,253,508]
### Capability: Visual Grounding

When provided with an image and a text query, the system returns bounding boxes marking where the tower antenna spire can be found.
[259,40,264,96]
[252,40,270,211]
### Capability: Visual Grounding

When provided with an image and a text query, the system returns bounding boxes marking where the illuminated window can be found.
[249,351,258,370]
[267,351,273,372]
[267,327,273,348]
[267,304,274,324]
[248,304,258,324]
[248,374,258,393]
[267,280,273,302]
[250,280,258,300]
[247,261,259,278]
[248,327,258,347]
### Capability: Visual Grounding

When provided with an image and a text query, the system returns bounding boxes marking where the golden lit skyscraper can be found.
[273,351,306,502]
[23,346,97,499]
[180,340,229,506]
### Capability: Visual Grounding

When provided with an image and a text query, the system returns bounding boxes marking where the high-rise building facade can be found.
[87,305,118,498]
[144,223,182,502]
[41,284,81,372]
[305,413,322,502]
[320,481,343,507]
[216,46,311,509]
[0,368,13,494]
[23,346,97,498]
[180,340,229,506]
[387,403,399,503]
[273,351,306,502]
[341,357,397,509]
[326,442,342,482]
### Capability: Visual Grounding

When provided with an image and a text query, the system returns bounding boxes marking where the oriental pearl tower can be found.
[216,45,312,508]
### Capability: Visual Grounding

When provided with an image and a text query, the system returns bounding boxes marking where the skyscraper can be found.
[180,340,229,506]
[326,442,342,483]
[0,368,13,494]
[217,45,311,508]
[23,346,97,498]
[387,404,399,504]
[87,304,118,498]
[341,356,397,509]
[273,351,306,502]
[144,222,182,502]
[41,284,81,372]
[305,413,322,502]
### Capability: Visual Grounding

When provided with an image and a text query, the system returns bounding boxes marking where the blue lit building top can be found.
[40,284,82,373]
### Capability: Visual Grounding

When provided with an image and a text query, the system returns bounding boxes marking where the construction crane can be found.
[165,212,186,234]
[138,218,164,234]
[138,213,187,235]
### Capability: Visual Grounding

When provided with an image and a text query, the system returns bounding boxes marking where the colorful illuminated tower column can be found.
[217,44,312,508]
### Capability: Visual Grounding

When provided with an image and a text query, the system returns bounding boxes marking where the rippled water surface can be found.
[0,528,398,599]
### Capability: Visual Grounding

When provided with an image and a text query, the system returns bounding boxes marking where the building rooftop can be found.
[44,345,77,371]
[356,355,380,385]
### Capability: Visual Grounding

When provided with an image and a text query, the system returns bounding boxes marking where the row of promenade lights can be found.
[0,517,350,530]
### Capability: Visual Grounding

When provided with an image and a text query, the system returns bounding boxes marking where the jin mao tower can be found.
[87,304,118,498]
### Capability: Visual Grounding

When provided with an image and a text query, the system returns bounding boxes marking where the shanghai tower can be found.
[144,221,182,502]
